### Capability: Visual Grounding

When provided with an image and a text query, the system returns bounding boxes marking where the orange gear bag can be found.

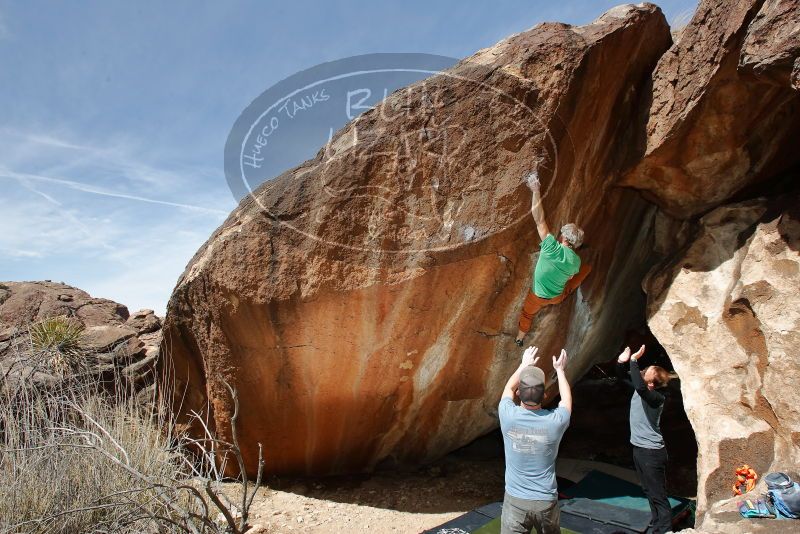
[733,465,758,496]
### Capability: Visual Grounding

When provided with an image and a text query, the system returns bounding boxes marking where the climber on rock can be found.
[616,344,673,534]
[515,172,591,347]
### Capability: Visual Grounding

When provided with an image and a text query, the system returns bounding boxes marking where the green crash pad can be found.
[456,504,647,534]
[472,516,579,534]
[562,469,690,513]
[425,469,692,533]
[423,502,505,533]
[560,498,650,532]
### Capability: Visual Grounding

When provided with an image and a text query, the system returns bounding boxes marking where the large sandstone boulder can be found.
[740,0,800,87]
[0,281,162,397]
[163,5,672,476]
[644,195,800,521]
[622,0,800,218]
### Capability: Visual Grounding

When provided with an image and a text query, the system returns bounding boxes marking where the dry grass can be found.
[0,327,263,533]
[0,381,188,532]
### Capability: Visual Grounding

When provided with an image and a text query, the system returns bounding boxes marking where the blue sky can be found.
[0,1,696,315]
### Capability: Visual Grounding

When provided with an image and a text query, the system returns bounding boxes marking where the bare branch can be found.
[246,443,265,520]
[68,401,131,465]
[222,379,250,531]
[11,501,132,529]
[205,478,241,534]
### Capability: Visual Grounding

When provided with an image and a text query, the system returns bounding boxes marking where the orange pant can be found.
[518,264,592,333]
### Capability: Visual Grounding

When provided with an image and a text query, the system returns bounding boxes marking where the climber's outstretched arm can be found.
[527,173,550,241]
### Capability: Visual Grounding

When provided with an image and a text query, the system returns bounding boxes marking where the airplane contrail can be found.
[0,169,230,216]
[14,178,115,251]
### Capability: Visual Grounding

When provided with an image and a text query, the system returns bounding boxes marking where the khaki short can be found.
[500,492,560,534]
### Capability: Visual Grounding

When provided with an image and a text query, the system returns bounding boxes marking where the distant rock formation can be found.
[0,281,161,401]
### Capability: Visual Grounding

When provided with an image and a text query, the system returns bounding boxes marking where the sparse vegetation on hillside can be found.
[0,327,263,534]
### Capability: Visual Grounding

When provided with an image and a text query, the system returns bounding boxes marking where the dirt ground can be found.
[222,437,507,534]
[217,420,699,533]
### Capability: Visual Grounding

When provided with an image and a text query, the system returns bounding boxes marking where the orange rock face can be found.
[622,0,800,218]
[162,5,672,476]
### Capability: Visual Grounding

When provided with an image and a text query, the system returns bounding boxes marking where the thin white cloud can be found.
[6,249,43,259]
[0,169,229,216]
[0,193,115,260]
[0,127,223,194]
[15,132,93,151]
[0,181,222,314]
[86,225,213,315]
[13,177,114,250]
[0,126,234,314]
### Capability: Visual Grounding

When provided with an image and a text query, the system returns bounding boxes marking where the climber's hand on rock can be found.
[526,172,541,192]
[552,349,567,371]
[617,346,631,363]
[631,344,646,361]
[522,346,539,367]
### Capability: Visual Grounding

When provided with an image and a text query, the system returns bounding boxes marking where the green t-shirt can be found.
[533,234,581,298]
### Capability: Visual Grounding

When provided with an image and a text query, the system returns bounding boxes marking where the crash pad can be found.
[562,469,690,513]
[425,470,692,533]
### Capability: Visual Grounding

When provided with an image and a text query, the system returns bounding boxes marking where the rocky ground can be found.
[222,448,506,534]
[220,431,701,534]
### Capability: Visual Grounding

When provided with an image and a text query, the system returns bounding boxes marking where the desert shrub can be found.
[28,316,87,375]
[0,334,263,534]
[0,374,194,532]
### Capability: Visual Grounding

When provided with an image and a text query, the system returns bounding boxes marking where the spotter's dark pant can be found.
[632,445,672,533]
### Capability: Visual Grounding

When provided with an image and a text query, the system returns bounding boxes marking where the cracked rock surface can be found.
[645,195,800,519]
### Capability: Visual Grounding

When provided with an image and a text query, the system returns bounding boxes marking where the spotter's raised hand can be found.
[522,346,539,367]
[552,349,568,371]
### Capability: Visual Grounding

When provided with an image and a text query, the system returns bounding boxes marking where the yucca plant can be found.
[28,316,87,375]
